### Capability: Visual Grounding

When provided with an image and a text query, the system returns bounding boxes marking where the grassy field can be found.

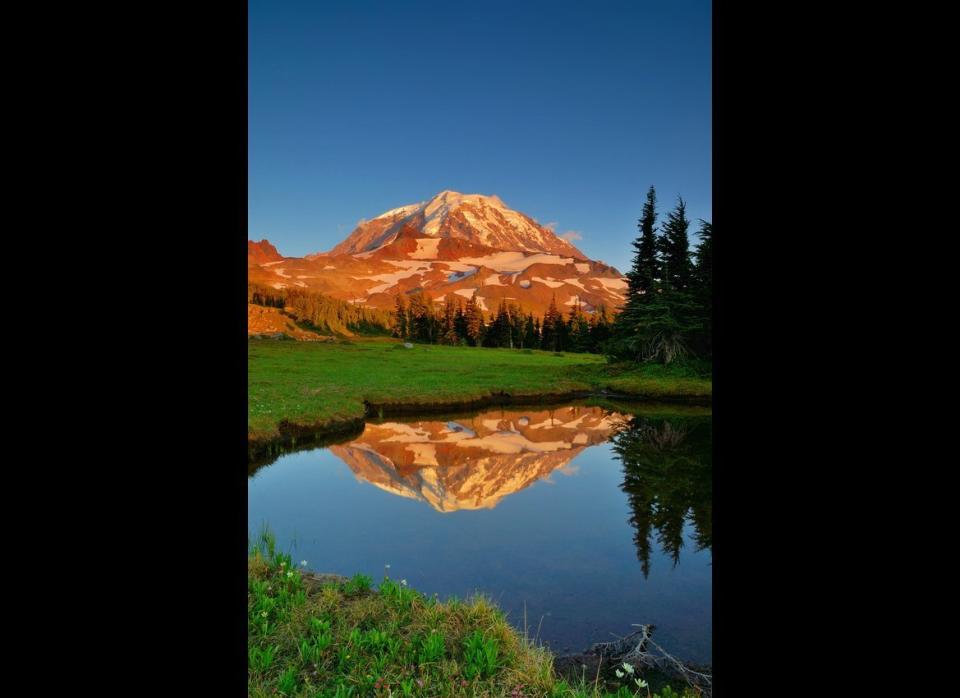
[248,338,711,452]
[249,531,700,697]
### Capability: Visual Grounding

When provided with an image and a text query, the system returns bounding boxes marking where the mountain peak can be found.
[328,191,586,259]
[248,239,283,265]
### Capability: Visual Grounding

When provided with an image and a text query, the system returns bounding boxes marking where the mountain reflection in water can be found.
[328,406,629,512]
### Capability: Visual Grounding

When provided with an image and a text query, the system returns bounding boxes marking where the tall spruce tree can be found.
[630,186,660,294]
[610,188,661,359]
[464,293,484,346]
[692,219,713,357]
[541,294,563,351]
[393,293,408,339]
[659,196,692,291]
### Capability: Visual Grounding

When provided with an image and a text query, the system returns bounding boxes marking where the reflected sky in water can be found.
[248,406,712,663]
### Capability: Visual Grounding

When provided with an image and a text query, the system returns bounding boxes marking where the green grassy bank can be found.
[249,532,700,697]
[248,338,711,457]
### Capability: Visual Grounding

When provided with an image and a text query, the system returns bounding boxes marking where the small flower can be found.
[615,669,624,678]
[634,677,649,689]
[622,662,635,675]
[280,561,286,567]
[400,579,407,586]
[385,564,391,569]
[286,570,293,578]
[261,611,268,618]
[300,560,308,567]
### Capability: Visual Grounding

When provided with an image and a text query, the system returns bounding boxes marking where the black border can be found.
[78,0,851,692]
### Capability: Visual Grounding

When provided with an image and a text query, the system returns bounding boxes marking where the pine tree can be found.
[659,196,692,291]
[440,295,459,345]
[589,303,612,352]
[464,293,484,346]
[610,188,660,358]
[629,186,659,295]
[522,313,537,349]
[407,291,435,343]
[541,294,563,351]
[393,293,408,339]
[453,299,467,343]
[567,297,590,352]
[692,219,712,357]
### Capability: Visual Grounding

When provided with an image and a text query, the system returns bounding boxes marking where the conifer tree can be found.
[464,293,484,346]
[393,293,408,339]
[407,291,435,343]
[567,297,590,353]
[541,294,563,351]
[692,219,713,357]
[440,295,459,345]
[630,186,660,294]
[659,196,692,291]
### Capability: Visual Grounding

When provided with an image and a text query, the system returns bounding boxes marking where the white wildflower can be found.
[622,662,634,675]
[300,560,308,567]
[615,669,624,678]
[400,579,407,586]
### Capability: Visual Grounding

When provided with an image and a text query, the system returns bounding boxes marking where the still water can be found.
[248,404,712,664]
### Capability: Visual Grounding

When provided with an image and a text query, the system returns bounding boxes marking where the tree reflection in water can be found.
[610,414,712,577]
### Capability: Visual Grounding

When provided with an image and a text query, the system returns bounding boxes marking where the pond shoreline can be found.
[295,571,710,695]
[248,387,711,465]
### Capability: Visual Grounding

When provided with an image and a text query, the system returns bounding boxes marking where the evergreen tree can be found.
[407,291,435,343]
[630,186,660,294]
[567,297,590,352]
[589,303,612,352]
[440,295,459,345]
[522,313,537,349]
[692,219,713,357]
[464,293,484,346]
[541,294,564,351]
[453,298,468,344]
[628,282,703,363]
[609,188,660,358]
[659,196,693,291]
[393,293,408,339]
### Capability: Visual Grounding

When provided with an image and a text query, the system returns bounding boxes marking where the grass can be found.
[248,338,711,451]
[248,529,702,697]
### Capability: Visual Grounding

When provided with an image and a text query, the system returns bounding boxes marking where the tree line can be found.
[250,184,711,363]
[248,283,394,336]
[392,291,614,353]
[608,186,712,363]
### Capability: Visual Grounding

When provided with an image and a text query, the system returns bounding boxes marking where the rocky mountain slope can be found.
[248,191,627,318]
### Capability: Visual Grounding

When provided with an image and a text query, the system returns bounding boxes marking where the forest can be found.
[248,283,394,336]
[391,186,713,363]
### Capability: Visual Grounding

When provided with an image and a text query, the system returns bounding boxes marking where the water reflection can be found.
[328,405,629,512]
[611,414,712,577]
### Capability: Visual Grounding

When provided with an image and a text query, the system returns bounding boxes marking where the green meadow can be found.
[248,338,711,450]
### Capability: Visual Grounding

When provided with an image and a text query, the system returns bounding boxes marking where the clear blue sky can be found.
[249,0,711,272]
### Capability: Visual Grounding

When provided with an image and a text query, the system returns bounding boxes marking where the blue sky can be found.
[249,0,711,272]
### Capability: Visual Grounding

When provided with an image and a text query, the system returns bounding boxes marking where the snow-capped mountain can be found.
[248,191,627,318]
[327,190,587,259]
